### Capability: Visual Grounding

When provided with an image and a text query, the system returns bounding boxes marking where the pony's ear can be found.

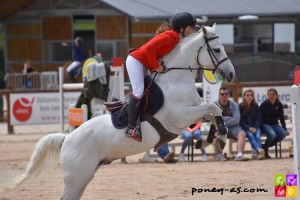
[212,23,217,32]
[202,26,208,37]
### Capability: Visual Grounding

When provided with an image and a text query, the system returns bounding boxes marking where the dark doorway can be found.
[74,30,94,59]
[73,15,95,60]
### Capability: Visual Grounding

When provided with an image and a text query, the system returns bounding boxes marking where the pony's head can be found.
[197,24,235,82]
[162,23,235,82]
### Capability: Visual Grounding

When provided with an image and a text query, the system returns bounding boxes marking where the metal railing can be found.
[5,72,58,90]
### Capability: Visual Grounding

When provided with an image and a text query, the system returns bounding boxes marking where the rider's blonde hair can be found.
[155,22,172,35]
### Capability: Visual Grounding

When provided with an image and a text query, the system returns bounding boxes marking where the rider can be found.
[62,37,84,82]
[125,12,198,142]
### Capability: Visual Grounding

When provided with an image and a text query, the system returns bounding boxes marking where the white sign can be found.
[202,74,222,104]
[10,92,80,125]
[243,86,292,105]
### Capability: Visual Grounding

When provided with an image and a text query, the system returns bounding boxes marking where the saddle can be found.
[104,76,178,151]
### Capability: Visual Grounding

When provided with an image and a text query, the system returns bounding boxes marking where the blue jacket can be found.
[239,102,260,131]
[68,45,83,62]
[260,99,286,130]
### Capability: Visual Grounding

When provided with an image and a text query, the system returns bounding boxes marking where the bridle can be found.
[163,34,229,76]
[197,35,229,74]
[141,34,230,100]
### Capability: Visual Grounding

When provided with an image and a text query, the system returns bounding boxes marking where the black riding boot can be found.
[125,96,142,142]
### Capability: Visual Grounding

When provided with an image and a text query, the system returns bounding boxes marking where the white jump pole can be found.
[63,83,84,89]
[59,66,84,133]
[291,85,300,198]
[59,67,64,133]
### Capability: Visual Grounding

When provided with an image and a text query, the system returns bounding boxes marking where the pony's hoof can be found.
[215,116,228,135]
[195,139,203,149]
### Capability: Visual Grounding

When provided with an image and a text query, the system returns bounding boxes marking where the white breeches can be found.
[67,61,81,73]
[126,55,149,98]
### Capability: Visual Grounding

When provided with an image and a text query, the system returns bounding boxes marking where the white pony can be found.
[4,24,235,200]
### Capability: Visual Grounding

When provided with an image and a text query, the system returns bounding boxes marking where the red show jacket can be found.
[130,30,180,71]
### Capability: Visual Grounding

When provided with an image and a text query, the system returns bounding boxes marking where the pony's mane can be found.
[178,25,217,48]
[162,25,219,69]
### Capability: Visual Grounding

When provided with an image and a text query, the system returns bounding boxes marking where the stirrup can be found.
[125,126,142,142]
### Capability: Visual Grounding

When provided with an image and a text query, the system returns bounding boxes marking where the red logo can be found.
[275,186,286,197]
[13,97,34,122]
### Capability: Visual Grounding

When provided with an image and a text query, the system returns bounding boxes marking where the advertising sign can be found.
[69,108,84,126]
[10,92,80,125]
[202,70,222,104]
[243,86,292,105]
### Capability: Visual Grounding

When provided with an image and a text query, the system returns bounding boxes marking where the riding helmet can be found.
[171,12,196,32]
[74,37,83,45]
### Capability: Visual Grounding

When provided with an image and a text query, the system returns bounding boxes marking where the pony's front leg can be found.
[192,103,228,152]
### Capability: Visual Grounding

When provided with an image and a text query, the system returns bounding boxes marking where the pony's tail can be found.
[4,133,66,191]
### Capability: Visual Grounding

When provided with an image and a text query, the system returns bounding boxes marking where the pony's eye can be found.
[212,48,220,53]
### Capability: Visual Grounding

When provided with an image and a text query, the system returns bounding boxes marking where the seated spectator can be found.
[260,88,289,159]
[157,144,177,163]
[215,87,248,161]
[239,89,265,160]
[179,122,208,162]
[22,59,38,88]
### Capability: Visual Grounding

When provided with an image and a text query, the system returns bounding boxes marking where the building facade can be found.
[1,0,300,81]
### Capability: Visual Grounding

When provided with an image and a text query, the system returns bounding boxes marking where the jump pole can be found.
[59,67,64,133]
[59,66,84,133]
[291,84,300,199]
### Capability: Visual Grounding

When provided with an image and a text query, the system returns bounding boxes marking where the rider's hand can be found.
[61,42,67,47]
[155,65,166,73]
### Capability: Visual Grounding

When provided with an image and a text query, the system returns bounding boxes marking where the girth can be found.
[141,96,178,151]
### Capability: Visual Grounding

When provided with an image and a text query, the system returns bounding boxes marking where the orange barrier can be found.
[69,108,84,126]
[68,104,87,132]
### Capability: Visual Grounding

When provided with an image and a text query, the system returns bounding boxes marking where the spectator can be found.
[215,87,249,161]
[22,59,38,88]
[260,88,289,159]
[62,37,84,82]
[179,122,208,162]
[239,89,265,160]
[288,63,300,82]
[157,144,177,163]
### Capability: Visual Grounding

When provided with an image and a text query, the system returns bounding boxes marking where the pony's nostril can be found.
[230,72,234,80]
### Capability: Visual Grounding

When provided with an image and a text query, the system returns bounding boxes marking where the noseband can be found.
[196,35,229,75]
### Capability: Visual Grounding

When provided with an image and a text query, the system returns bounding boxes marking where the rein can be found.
[162,35,229,76]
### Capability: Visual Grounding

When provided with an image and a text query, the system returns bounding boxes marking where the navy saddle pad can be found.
[111,76,164,129]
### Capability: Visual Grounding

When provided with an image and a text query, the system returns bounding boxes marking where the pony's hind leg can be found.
[60,157,99,200]
[60,174,94,200]
[60,167,97,200]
